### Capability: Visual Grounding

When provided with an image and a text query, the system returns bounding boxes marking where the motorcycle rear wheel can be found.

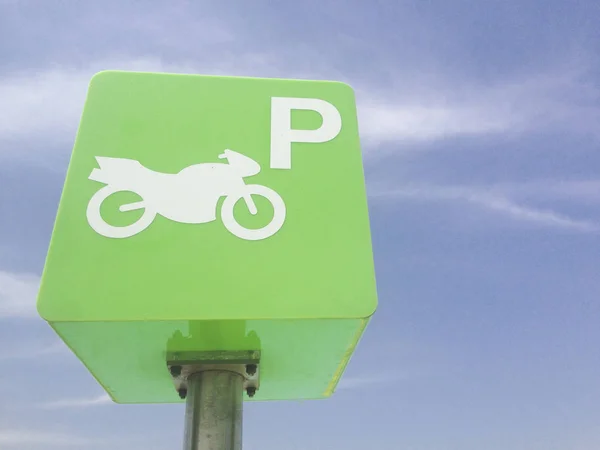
[86,186,157,239]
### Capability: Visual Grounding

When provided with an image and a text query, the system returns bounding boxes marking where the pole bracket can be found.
[166,350,261,400]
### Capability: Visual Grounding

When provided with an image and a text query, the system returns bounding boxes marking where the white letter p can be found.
[270,97,342,170]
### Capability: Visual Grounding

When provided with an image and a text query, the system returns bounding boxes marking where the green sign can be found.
[37,71,377,403]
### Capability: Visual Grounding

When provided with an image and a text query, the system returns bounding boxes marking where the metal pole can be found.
[183,370,244,450]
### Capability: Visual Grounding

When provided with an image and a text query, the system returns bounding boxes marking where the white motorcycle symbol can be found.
[86,149,286,241]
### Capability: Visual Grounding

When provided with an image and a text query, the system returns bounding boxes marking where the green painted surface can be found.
[37,71,377,402]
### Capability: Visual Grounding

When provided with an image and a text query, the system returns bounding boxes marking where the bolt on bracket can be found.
[166,350,261,399]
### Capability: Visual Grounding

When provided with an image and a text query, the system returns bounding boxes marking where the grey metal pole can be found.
[183,370,244,450]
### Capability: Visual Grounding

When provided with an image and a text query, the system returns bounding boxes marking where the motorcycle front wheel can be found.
[221,185,286,241]
[86,186,157,239]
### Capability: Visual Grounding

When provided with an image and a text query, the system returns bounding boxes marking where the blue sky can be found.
[1,0,600,449]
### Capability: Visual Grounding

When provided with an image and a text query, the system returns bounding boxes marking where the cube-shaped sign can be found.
[37,71,377,403]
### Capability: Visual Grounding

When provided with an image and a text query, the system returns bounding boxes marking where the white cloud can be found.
[482,179,600,204]
[0,56,597,157]
[337,373,406,390]
[0,55,297,156]
[0,59,192,151]
[0,430,92,447]
[372,184,599,232]
[0,340,69,361]
[358,63,599,145]
[38,393,113,409]
[0,270,40,319]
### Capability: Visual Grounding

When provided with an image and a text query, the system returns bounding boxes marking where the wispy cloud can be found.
[359,61,599,146]
[0,55,293,155]
[0,340,69,361]
[1,55,597,158]
[38,393,113,410]
[479,179,600,204]
[337,373,407,390]
[0,59,192,152]
[0,270,40,319]
[0,429,93,447]
[372,184,599,232]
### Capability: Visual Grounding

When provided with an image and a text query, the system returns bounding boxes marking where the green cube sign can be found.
[37,71,377,403]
